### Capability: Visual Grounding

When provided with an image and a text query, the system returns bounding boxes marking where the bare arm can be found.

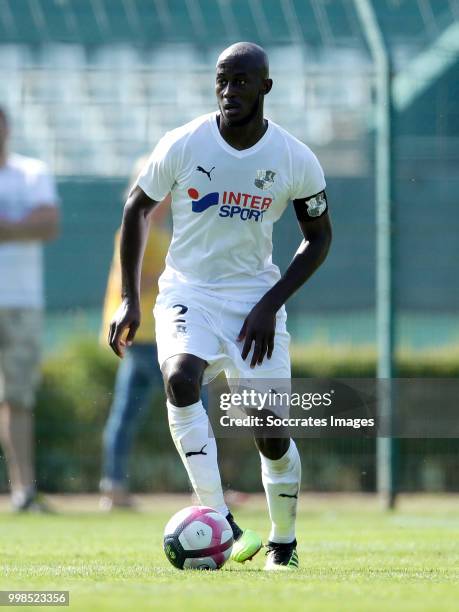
[0,205,59,242]
[239,191,332,367]
[139,192,172,292]
[260,209,332,311]
[108,185,159,357]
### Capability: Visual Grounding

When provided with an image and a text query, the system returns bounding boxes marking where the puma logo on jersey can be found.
[185,444,208,458]
[196,165,215,181]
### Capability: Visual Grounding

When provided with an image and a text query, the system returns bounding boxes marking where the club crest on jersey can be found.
[306,193,327,217]
[254,169,276,190]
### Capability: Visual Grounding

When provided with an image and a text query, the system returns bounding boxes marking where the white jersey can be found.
[137,112,326,302]
[0,154,58,309]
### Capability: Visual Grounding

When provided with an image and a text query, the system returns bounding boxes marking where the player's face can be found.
[215,60,266,126]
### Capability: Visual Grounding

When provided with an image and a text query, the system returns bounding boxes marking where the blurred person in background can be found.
[99,155,171,511]
[0,106,59,512]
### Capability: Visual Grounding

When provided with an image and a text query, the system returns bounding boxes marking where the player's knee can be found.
[164,367,201,407]
[162,355,206,407]
[256,436,290,460]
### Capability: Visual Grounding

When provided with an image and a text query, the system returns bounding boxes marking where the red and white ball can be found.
[163,506,233,570]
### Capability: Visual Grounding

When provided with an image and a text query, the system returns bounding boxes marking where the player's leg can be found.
[254,433,301,570]
[154,289,229,514]
[156,291,262,562]
[163,353,229,516]
[254,331,300,568]
[101,343,159,509]
[223,300,299,568]
[165,353,263,562]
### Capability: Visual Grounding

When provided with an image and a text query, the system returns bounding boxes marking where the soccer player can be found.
[109,43,332,569]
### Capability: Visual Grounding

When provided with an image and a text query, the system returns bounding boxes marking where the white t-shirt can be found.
[0,153,58,308]
[137,112,326,302]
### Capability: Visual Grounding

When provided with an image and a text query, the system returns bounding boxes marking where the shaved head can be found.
[215,42,272,128]
[217,42,269,78]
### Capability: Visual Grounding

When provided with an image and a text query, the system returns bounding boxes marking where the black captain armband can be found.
[293,190,328,221]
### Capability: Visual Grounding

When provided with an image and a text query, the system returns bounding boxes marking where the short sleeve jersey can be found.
[137,112,325,302]
[0,154,58,308]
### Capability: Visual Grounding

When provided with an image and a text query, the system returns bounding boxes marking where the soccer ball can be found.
[163,506,233,570]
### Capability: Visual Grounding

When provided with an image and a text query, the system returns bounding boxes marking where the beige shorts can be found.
[0,309,42,410]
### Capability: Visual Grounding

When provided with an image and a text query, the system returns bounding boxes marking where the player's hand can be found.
[237,301,277,368]
[108,297,141,358]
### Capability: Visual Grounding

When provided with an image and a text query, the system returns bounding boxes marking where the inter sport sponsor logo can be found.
[187,189,219,213]
[187,188,272,222]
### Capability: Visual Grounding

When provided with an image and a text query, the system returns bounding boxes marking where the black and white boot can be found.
[264,539,299,570]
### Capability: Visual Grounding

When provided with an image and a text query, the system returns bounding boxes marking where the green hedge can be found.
[1,338,457,494]
[34,339,183,493]
[290,343,459,377]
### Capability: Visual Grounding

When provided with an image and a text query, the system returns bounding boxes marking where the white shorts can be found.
[153,286,291,386]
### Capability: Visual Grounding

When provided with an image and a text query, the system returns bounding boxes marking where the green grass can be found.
[1,496,459,612]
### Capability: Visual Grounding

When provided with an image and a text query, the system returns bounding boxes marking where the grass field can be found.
[1,494,458,612]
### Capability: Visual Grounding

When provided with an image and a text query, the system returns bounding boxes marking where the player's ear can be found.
[263,78,273,95]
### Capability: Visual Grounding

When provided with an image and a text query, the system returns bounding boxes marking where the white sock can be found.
[260,439,301,543]
[167,399,228,517]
